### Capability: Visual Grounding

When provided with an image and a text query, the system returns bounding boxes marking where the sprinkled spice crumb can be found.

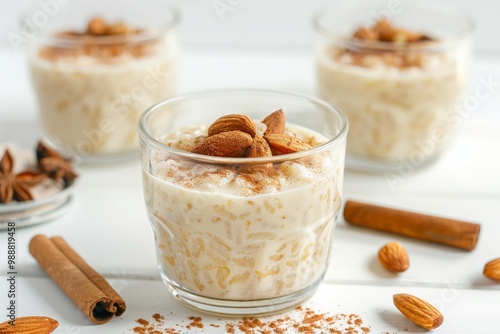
[153,313,164,323]
[136,319,149,326]
[133,307,370,333]
[186,316,203,329]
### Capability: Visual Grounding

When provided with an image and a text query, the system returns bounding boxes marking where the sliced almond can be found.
[191,131,253,157]
[378,241,409,273]
[484,258,500,280]
[393,293,443,330]
[264,134,311,154]
[262,110,286,135]
[208,114,256,138]
[0,316,59,334]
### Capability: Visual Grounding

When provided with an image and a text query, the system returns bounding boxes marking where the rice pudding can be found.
[142,110,346,301]
[29,18,179,158]
[314,11,473,170]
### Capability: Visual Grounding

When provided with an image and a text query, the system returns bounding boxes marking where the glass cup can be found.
[23,0,180,162]
[139,89,348,315]
[313,1,474,172]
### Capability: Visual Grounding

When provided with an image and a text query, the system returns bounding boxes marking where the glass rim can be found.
[138,89,349,165]
[19,3,181,46]
[312,1,475,52]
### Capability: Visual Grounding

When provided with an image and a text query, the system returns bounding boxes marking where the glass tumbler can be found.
[313,1,474,172]
[23,0,180,162]
[139,89,348,315]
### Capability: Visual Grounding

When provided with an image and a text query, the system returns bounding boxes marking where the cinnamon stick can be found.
[343,200,480,251]
[29,235,126,324]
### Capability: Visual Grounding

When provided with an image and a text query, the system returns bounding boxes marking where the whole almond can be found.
[105,22,131,35]
[264,134,311,154]
[86,18,107,35]
[379,26,422,43]
[191,131,252,157]
[378,241,409,272]
[353,27,378,40]
[262,110,286,135]
[245,136,272,158]
[393,293,443,330]
[0,316,59,334]
[483,258,500,280]
[373,18,392,32]
[208,114,256,138]
[241,136,273,173]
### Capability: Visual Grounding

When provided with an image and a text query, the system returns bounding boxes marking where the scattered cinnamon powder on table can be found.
[132,306,371,333]
[186,316,203,330]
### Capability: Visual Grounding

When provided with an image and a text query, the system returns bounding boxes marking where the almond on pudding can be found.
[29,16,179,159]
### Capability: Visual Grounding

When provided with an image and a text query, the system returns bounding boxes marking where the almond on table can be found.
[378,241,409,273]
[483,258,500,281]
[393,293,444,330]
[0,316,59,334]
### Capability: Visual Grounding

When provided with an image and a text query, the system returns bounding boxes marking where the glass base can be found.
[346,151,441,173]
[160,272,323,316]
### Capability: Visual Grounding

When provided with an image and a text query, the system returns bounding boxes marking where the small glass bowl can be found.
[138,89,348,315]
[23,0,180,162]
[313,1,474,172]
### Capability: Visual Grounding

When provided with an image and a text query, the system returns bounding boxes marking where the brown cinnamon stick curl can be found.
[343,200,480,251]
[29,235,126,324]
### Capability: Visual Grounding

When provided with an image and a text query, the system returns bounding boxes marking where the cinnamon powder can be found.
[132,306,370,333]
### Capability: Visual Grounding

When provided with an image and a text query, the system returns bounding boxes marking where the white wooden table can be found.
[1,47,499,333]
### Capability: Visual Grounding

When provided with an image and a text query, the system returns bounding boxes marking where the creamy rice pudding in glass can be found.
[24,0,180,161]
[313,2,473,171]
[139,90,348,315]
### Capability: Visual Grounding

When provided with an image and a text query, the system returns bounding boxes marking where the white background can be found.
[1,0,499,53]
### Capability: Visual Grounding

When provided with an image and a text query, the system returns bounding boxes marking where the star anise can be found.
[36,142,78,188]
[0,149,47,203]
